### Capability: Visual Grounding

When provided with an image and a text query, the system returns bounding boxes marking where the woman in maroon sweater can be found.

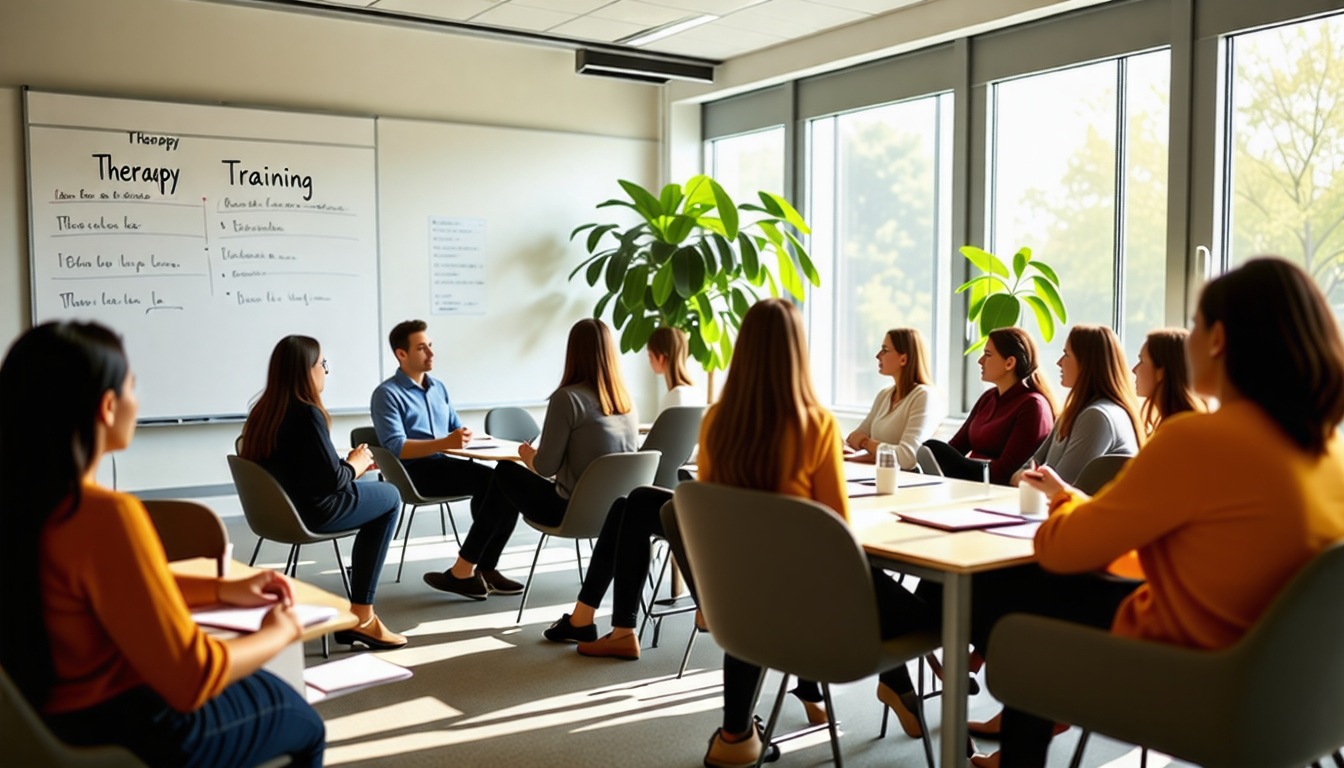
[924,327,1057,484]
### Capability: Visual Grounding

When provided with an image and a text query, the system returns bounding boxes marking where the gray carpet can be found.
[192,496,1186,768]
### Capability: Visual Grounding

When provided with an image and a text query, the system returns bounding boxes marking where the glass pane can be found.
[992,61,1118,369]
[709,126,785,205]
[813,94,951,408]
[1227,14,1344,320]
[1122,49,1171,365]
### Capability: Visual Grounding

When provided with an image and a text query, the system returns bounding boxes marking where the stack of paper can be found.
[191,604,338,632]
[304,654,412,694]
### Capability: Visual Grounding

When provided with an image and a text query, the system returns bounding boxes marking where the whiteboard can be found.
[25,91,381,421]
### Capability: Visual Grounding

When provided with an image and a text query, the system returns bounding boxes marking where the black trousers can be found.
[403,454,495,518]
[577,485,671,628]
[456,460,568,568]
[923,439,994,483]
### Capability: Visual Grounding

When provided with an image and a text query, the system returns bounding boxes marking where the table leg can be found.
[940,572,972,768]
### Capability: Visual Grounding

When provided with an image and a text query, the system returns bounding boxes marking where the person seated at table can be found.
[1,322,325,768]
[370,320,506,592]
[1133,327,1204,436]
[1009,324,1143,487]
[648,326,703,411]
[923,327,1057,485]
[241,335,407,649]
[845,327,946,468]
[698,299,940,767]
[424,318,640,600]
[971,257,1344,768]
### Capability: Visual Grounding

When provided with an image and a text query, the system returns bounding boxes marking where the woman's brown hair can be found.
[1140,327,1204,433]
[987,327,1059,417]
[704,298,820,492]
[1197,257,1344,455]
[885,328,934,402]
[557,319,632,416]
[648,326,695,391]
[1057,325,1145,446]
[240,335,329,461]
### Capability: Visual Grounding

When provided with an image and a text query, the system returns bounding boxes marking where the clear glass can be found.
[708,126,786,205]
[1225,14,1344,320]
[810,93,952,409]
[1121,50,1171,365]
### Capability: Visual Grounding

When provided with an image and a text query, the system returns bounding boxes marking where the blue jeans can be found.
[47,670,324,768]
[305,481,400,604]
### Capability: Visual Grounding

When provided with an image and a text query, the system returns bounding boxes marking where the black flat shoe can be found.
[543,613,598,643]
[423,570,488,600]
[332,628,409,650]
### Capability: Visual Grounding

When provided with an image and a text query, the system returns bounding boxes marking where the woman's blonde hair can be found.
[648,326,695,391]
[1057,325,1144,446]
[557,319,632,416]
[704,299,820,492]
[1140,328,1204,434]
[885,328,934,401]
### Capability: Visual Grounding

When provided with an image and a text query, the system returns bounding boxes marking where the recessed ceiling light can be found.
[617,14,719,47]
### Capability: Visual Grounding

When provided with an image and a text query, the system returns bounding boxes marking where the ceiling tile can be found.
[548,14,646,41]
[509,0,614,13]
[471,3,575,30]
[760,0,869,25]
[589,0,691,27]
[372,0,499,22]
[643,35,748,59]
[714,7,819,37]
[803,0,925,14]
[642,0,769,13]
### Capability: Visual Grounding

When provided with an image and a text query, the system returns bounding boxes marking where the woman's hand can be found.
[518,441,538,473]
[217,570,294,608]
[347,444,375,478]
[259,602,304,644]
[1021,465,1071,500]
[845,430,869,451]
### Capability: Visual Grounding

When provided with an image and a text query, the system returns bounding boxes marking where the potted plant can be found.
[956,245,1067,354]
[569,175,819,377]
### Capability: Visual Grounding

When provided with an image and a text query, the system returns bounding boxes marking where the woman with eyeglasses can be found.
[240,335,406,650]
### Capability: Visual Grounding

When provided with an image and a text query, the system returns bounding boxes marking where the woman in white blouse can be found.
[648,326,703,412]
[846,328,946,469]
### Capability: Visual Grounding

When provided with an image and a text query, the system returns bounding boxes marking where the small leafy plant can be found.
[956,245,1067,354]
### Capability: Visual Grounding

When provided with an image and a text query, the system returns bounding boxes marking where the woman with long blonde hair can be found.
[845,327,947,468]
[647,326,703,411]
[1133,328,1204,434]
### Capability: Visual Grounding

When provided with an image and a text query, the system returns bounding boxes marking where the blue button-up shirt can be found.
[370,369,463,458]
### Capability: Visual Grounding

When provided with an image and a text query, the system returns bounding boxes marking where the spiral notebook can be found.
[895,507,1029,532]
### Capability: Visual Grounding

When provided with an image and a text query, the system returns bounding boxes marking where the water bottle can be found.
[875,443,898,494]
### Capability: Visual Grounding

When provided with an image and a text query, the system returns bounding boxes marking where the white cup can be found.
[875,443,898,495]
[1019,483,1047,518]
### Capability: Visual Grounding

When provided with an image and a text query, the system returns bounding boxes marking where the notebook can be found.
[191,604,338,633]
[304,654,413,693]
[896,507,1028,532]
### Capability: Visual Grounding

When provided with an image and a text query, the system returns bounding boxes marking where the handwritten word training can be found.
[221,160,314,201]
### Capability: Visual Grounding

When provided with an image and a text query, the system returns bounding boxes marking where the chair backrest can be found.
[350,426,381,449]
[366,445,429,505]
[640,406,705,489]
[915,444,943,476]
[672,481,884,683]
[226,455,326,544]
[550,451,661,538]
[485,407,540,443]
[1072,453,1131,496]
[141,500,230,577]
[0,665,146,767]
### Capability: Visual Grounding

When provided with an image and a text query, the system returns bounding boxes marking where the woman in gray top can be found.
[1013,325,1144,486]
[424,319,639,600]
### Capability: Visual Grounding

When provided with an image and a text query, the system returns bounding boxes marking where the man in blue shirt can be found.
[371,320,521,599]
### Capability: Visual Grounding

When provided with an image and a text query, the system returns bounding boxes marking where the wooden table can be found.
[442,436,525,462]
[853,477,1036,768]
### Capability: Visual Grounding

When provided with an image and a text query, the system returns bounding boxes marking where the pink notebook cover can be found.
[896,507,1028,532]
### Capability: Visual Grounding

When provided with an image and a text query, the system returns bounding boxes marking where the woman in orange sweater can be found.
[0,323,325,767]
[974,258,1344,767]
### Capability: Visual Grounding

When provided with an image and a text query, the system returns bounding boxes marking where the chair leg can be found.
[286,544,300,577]
[333,540,352,602]
[640,547,674,643]
[249,538,264,567]
[677,627,700,679]
[1334,751,1344,768]
[1067,730,1091,768]
[821,683,844,768]
[443,502,461,546]
[322,633,329,660]
[439,503,448,537]
[1141,747,1149,768]
[396,506,420,584]
[393,503,405,540]
[574,539,586,584]
[754,674,790,768]
[516,534,548,625]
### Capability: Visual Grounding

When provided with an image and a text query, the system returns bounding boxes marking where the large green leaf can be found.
[659,183,684,215]
[671,246,706,299]
[695,294,721,343]
[964,336,988,356]
[664,215,698,245]
[687,326,709,366]
[739,232,761,281]
[730,287,750,319]
[613,294,631,329]
[652,260,675,305]
[759,192,811,235]
[621,264,649,310]
[618,180,664,223]
[955,274,1012,294]
[1030,276,1068,324]
[649,240,676,264]
[708,179,738,240]
[960,245,1011,279]
[1012,247,1031,280]
[604,248,633,293]
[757,220,786,249]
[684,175,716,209]
[620,314,657,353]
[1022,294,1056,343]
[763,268,779,297]
[784,231,820,286]
[593,292,613,320]
[1027,260,1061,286]
[717,332,733,370]
[596,199,638,212]
[968,288,990,323]
[571,222,597,240]
[979,293,1020,338]
[776,250,805,300]
[713,234,737,273]
[585,223,620,253]
[697,238,718,276]
[585,255,608,287]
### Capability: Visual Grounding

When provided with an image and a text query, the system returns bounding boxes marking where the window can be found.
[1224,13,1344,319]
[706,126,786,203]
[990,49,1170,369]
[809,94,954,408]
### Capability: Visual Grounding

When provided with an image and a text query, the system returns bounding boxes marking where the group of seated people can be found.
[3,255,1342,768]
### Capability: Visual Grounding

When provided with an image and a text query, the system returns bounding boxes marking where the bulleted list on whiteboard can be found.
[429,216,486,316]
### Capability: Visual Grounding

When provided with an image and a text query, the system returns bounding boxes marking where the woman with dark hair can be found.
[1009,325,1143,486]
[1,322,325,767]
[845,328,947,469]
[427,318,639,599]
[924,327,1057,485]
[1133,327,1204,435]
[241,335,405,650]
[973,257,1344,767]
[648,326,703,411]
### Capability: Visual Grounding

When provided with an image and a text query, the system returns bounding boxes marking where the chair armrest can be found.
[986,614,1234,755]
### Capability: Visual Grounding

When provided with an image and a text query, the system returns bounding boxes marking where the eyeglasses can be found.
[321,359,329,374]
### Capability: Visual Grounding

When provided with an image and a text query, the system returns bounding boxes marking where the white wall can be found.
[0,0,661,491]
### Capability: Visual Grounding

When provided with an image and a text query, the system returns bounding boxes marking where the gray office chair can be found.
[351,427,471,581]
[987,540,1344,768]
[640,405,705,490]
[142,499,230,577]
[515,451,661,624]
[1072,453,1132,496]
[674,481,941,768]
[0,665,291,768]
[915,444,943,476]
[485,407,541,443]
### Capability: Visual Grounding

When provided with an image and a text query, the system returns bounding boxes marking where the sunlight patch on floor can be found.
[325,697,463,742]
[373,635,516,668]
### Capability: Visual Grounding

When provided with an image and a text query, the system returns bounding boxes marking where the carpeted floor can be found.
[191,494,1186,768]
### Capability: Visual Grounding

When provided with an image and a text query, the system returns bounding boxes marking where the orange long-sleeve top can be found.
[41,482,232,715]
[1034,400,1344,650]
[698,404,850,523]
